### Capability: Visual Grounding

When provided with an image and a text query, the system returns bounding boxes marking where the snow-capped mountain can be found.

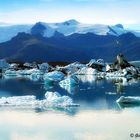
[32,20,129,37]
[0,19,140,43]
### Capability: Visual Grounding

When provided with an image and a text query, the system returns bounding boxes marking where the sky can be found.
[0,0,140,29]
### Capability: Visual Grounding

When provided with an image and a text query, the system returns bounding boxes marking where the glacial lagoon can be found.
[0,76,140,140]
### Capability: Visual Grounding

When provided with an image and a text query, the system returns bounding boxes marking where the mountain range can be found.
[0,19,140,62]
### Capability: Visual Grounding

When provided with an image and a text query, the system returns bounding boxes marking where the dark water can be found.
[0,75,140,140]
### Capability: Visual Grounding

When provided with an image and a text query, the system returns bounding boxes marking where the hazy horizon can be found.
[0,0,140,30]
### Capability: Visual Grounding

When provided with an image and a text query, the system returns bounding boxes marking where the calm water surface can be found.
[0,75,140,140]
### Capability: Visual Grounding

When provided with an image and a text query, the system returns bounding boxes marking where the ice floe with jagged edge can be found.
[0,92,79,108]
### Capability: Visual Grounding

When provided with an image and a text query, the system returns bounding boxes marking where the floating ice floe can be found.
[116,96,140,108]
[117,96,140,104]
[0,92,79,108]
[44,71,65,82]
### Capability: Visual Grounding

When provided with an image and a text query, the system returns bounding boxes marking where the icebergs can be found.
[0,92,79,108]
[44,71,65,82]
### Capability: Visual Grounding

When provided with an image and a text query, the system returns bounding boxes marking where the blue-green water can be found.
[0,76,140,140]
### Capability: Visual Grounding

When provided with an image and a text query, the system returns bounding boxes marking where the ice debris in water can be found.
[0,92,79,108]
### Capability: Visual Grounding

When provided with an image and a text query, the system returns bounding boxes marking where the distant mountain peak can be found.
[31,22,46,36]
[63,19,79,26]
[53,31,64,38]
[115,24,124,29]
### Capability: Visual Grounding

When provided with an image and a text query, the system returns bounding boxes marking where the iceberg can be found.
[59,84,77,94]
[59,76,79,86]
[0,92,79,108]
[44,92,79,107]
[59,76,79,94]
[117,96,140,104]
[44,71,65,82]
